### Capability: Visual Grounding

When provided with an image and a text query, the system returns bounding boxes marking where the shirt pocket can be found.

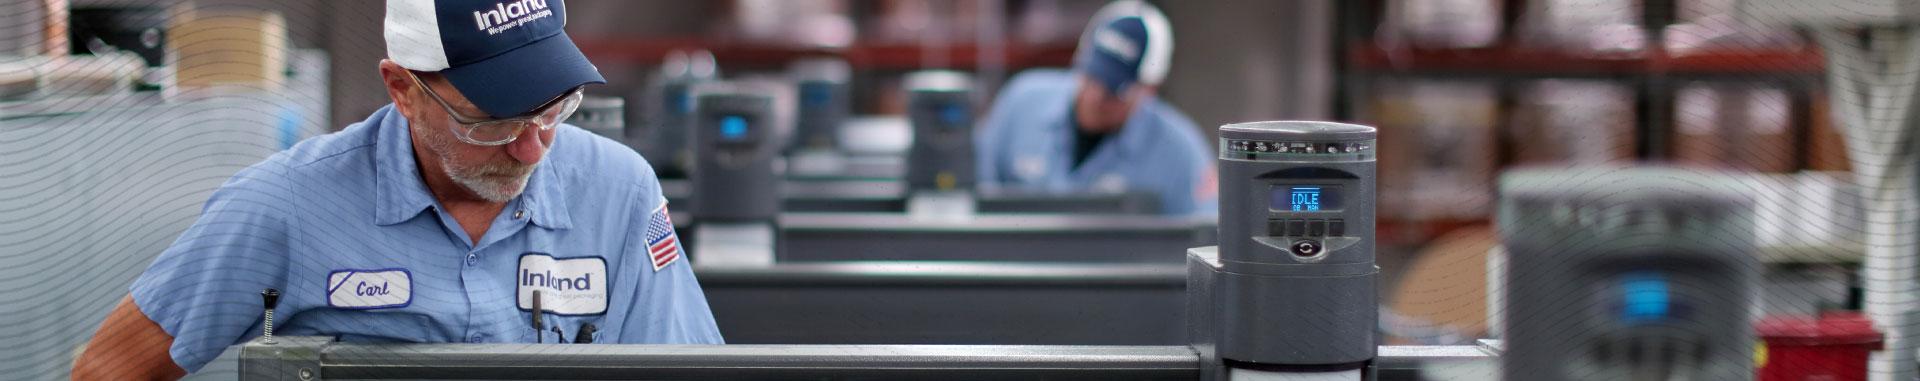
[524,314,607,344]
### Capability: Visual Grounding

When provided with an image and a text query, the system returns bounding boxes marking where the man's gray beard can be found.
[425,129,538,203]
[447,158,533,203]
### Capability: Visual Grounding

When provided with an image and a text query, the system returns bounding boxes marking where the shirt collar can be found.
[1057,87,1159,157]
[518,156,573,230]
[373,105,436,226]
[372,104,573,229]
[1109,96,1162,152]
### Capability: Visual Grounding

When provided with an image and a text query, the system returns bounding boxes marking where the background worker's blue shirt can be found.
[975,69,1218,216]
[129,104,722,373]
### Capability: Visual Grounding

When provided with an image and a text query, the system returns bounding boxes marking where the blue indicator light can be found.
[671,93,693,114]
[1620,272,1669,323]
[803,85,832,107]
[720,116,749,140]
[941,104,967,126]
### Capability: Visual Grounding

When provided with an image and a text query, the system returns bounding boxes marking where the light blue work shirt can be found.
[129,104,722,373]
[974,69,1218,216]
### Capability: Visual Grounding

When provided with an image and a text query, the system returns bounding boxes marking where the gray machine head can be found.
[637,50,719,178]
[1216,121,1377,266]
[1499,167,1758,380]
[789,58,850,152]
[690,86,781,223]
[903,70,976,193]
[1189,121,1378,379]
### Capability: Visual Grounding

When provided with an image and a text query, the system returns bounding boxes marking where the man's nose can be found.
[506,124,551,164]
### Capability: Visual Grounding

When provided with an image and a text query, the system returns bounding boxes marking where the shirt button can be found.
[514,210,526,220]
[466,253,478,266]
[468,334,483,343]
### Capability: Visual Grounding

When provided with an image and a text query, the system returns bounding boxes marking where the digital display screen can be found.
[719,115,750,141]
[1620,273,1666,323]
[667,89,693,114]
[1617,271,1683,324]
[801,83,834,107]
[1271,185,1342,212]
[941,104,968,126]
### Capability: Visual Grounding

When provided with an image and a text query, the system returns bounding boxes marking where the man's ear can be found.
[378,60,417,120]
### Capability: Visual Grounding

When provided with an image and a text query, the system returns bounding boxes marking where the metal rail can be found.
[233,339,1500,380]
[315,344,1201,380]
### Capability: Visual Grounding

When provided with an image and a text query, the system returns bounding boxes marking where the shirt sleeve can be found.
[1150,107,1219,217]
[614,185,723,344]
[127,162,292,372]
[1153,156,1202,216]
[1184,159,1221,218]
[974,73,1043,187]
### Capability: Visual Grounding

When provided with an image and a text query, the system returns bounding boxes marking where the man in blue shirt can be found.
[975,0,1217,216]
[73,1,721,378]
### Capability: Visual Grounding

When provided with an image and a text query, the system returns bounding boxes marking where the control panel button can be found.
[1290,240,1323,257]
[1268,219,1287,236]
[1306,219,1326,236]
[1329,219,1345,236]
[1286,219,1306,237]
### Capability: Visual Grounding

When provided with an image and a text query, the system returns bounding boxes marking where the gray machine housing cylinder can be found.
[691,91,782,222]
[1499,168,1758,381]
[1190,121,1379,379]
[789,58,850,152]
[904,73,976,193]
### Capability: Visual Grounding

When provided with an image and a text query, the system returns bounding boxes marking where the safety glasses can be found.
[408,70,584,146]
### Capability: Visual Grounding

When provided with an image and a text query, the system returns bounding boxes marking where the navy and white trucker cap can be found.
[385,0,606,118]
[1073,0,1173,95]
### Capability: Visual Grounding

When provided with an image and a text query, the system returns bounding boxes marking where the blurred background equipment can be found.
[65,4,167,88]
[1755,312,1884,381]
[168,8,288,92]
[1740,1,1920,379]
[786,57,851,153]
[689,85,782,267]
[1499,167,1759,380]
[783,57,856,178]
[903,70,976,194]
[636,49,720,179]
[901,70,978,217]
[570,95,626,140]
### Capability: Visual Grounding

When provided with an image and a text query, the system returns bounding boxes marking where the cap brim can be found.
[441,32,606,119]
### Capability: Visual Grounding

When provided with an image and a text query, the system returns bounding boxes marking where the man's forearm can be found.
[73,296,186,381]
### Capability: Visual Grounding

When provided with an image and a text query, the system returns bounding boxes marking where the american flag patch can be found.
[645,200,681,271]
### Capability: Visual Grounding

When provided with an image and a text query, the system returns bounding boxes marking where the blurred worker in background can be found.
[73,1,721,379]
[975,0,1216,217]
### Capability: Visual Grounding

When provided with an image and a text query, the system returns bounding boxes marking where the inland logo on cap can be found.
[1072,0,1172,94]
[385,0,606,119]
[1091,27,1141,63]
[473,0,555,35]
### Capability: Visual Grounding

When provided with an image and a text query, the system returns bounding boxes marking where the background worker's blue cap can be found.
[1073,0,1173,95]
[385,0,606,119]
